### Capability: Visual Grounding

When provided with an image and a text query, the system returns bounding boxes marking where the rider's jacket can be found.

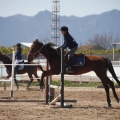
[62,32,78,49]
[15,48,22,60]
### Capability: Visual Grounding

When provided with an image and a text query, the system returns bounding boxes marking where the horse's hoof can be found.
[117,98,120,103]
[40,86,44,90]
[108,104,112,108]
[26,88,29,91]
[4,88,7,90]
[40,83,44,87]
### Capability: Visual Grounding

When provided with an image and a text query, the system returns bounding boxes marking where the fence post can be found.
[46,61,49,104]
[10,51,15,98]
[61,47,64,107]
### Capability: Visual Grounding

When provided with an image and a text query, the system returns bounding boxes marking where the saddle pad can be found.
[18,60,24,70]
[72,54,85,66]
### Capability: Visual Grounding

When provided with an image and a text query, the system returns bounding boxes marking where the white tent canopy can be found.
[20,42,58,49]
[20,42,32,48]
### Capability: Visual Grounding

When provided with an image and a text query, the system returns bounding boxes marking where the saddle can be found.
[65,53,85,67]
[18,60,24,70]
[72,53,85,66]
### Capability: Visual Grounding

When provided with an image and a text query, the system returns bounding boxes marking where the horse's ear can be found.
[36,39,38,42]
[33,39,38,43]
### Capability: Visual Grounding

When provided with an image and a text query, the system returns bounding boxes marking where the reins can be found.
[28,44,45,58]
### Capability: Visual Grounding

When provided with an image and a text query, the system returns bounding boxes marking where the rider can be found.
[14,43,22,74]
[58,26,78,73]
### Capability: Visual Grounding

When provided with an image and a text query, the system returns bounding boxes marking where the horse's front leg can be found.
[14,75,19,90]
[40,70,59,89]
[4,74,11,90]
[5,74,11,79]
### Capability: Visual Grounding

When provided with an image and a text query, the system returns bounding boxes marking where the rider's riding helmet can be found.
[16,43,21,47]
[60,26,68,32]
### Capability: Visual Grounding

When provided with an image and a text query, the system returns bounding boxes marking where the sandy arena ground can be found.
[0,86,120,120]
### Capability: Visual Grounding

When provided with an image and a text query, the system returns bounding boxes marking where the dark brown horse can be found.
[28,39,120,108]
[0,52,44,90]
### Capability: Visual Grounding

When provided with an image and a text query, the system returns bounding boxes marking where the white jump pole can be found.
[50,85,61,89]
[10,51,15,98]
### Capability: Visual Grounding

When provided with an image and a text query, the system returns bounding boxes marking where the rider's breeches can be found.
[14,59,21,67]
[67,46,78,60]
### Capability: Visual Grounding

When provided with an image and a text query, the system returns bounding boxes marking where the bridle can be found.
[28,44,44,58]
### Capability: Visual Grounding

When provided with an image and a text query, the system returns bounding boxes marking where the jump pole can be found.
[48,47,77,107]
[10,51,15,98]
[49,47,64,107]
[47,46,64,107]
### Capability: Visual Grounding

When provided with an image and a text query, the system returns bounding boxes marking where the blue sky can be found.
[0,0,120,17]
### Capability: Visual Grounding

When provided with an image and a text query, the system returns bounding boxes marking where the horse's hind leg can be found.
[27,73,33,90]
[107,78,119,103]
[95,73,111,107]
[103,82,111,108]
[14,76,19,90]
[34,73,42,90]
[34,73,40,82]
[4,82,6,90]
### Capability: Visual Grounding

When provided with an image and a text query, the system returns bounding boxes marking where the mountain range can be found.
[0,9,120,46]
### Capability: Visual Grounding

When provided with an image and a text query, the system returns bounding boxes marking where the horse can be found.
[27,39,120,108]
[0,52,44,90]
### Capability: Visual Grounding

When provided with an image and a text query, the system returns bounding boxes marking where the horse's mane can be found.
[44,42,59,56]
[45,42,56,48]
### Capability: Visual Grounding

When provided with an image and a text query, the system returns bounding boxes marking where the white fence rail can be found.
[0,60,120,83]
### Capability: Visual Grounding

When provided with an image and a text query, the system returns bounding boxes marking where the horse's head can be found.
[0,52,5,61]
[0,52,11,62]
[0,52,2,61]
[27,39,44,62]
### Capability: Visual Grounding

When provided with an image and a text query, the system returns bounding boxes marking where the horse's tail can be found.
[37,65,44,72]
[104,58,120,86]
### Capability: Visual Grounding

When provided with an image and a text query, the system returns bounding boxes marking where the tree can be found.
[0,47,29,54]
[88,33,117,50]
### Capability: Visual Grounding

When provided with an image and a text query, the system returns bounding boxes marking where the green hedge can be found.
[0,47,29,54]
[76,49,120,55]
[0,46,120,55]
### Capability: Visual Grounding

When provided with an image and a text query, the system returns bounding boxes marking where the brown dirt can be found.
[0,87,120,120]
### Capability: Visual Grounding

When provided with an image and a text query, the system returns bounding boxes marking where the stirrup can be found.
[66,67,73,73]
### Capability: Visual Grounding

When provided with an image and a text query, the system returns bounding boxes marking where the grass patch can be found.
[52,80,102,87]
[0,80,103,87]
[0,82,10,87]
[0,81,40,87]
[19,82,40,86]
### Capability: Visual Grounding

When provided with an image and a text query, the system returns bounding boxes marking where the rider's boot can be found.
[66,58,73,73]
